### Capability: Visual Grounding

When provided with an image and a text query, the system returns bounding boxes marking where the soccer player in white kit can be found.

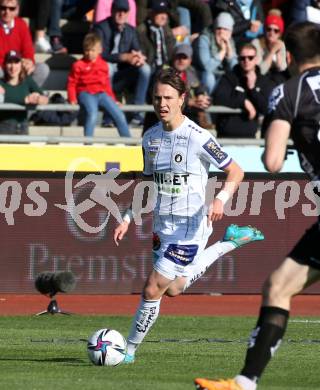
[114,68,264,363]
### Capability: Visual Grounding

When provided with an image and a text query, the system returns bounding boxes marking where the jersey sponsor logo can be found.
[176,134,188,145]
[268,84,284,112]
[202,138,228,163]
[163,137,171,147]
[148,145,159,160]
[174,152,184,163]
[136,306,158,333]
[153,171,189,195]
[148,138,161,146]
[164,243,199,266]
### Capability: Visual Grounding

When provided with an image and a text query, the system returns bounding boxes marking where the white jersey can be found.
[142,116,232,241]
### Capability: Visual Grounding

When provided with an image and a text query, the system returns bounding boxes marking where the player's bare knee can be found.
[143,285,160,300]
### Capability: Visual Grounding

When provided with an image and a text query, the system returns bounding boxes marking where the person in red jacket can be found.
[0,0,49,86]
[67,32,130,137]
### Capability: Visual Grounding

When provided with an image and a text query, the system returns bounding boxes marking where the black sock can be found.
[240,306,289,382]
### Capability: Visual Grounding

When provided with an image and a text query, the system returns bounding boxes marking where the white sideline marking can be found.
[290,319,320,323]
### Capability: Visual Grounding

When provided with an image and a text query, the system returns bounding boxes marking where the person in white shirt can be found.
[113,67,264,363]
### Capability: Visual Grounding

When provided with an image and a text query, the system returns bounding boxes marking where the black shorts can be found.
[289,220,320,270]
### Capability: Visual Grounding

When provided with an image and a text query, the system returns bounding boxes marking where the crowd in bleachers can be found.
[0,0,318,139]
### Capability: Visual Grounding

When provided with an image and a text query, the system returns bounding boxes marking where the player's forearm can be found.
[218,161,244,203]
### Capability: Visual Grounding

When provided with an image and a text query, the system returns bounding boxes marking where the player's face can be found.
[153,82,185,125]
[0,0,19,24]
[83,42,102,61]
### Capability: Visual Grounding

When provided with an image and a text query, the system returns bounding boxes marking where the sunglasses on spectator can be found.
[266,27,280,33]
[175,54,189,60]
[0,5,17,11]
[239,55,255,61]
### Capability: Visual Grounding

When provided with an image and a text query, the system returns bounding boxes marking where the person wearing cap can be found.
[171,43,212,129]
[252,9,288,85]
[137,0,176,72]
[142,43,213,131]
[93,0,151,126]
[193,12,238,94]
[94,0,136,25]
[0,0,49,87]
[210,0,264,46]
[0,50,48,134]
[136,0,213,42]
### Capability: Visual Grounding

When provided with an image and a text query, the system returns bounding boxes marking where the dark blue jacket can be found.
[93,17,141,67]
[290,0,314,24]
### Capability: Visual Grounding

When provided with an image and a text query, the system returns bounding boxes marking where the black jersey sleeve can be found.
[267,83,294,125]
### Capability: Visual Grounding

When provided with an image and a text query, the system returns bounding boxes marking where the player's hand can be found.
[207,198,224,225]
[113,221,129,246]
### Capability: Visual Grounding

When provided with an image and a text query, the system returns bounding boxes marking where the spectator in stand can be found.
[0,50,48,134]
[48,0,97,54]
[0,0,49,87]
[94,0,136,25]
[93,0,151,126]
[212,42,273,138]
[210,0,265,46]
[137,0,176,74]
[193,12,238,94]
[252,8,288,85]
[142,44,213,133]
[172,44,212,129]
[290,0,320,25]
[20,0,52,53]
[136,0,213,43]
[67,32,130,138]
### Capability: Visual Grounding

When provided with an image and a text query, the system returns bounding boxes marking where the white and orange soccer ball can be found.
[87,328,127,366]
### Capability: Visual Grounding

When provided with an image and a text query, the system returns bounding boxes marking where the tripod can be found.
[36,295,71,316]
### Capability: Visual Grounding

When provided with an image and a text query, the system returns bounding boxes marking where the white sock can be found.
[127,297,161,354]
[234,375,257,390]
[183,240,235,291]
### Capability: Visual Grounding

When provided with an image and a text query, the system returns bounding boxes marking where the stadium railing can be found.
[0,103,244,145]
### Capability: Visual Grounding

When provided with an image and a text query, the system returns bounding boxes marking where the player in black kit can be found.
[194,21,320,390]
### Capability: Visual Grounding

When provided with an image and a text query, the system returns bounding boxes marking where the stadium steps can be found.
[36,53,82,91]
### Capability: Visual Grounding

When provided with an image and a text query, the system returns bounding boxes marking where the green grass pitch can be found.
[0,315,319,389]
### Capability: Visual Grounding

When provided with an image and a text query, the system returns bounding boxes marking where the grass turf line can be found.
[0,315,319,390]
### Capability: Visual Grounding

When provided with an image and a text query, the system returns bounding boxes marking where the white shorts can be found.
[152,225,212,280]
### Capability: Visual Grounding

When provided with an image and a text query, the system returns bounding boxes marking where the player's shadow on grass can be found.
[0,357,86,365]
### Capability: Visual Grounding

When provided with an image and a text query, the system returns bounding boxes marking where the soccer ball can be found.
[87,328,127,366]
